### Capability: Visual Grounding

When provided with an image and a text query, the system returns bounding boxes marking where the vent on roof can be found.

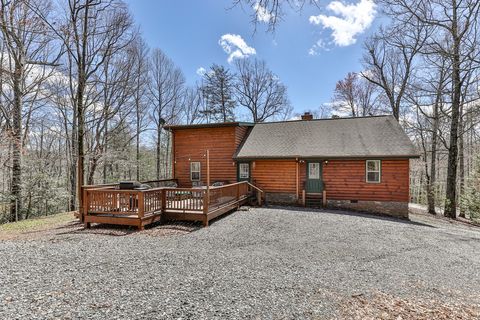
[301,112,313,121]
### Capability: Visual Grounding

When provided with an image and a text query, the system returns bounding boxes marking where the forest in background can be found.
[0,0,479,223]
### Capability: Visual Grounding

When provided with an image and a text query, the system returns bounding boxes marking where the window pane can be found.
[367,172,379,183]
[239,163,249,178]
[191,162,200,181]
[309,163,320,179]
[191,162,200,171]
[367,160,378,171]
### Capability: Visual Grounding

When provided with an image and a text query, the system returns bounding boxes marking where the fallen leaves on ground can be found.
[340,291,480,320]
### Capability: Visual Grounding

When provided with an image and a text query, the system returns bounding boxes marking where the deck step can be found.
[305,193,323,207]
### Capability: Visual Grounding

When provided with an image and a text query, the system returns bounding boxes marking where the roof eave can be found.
[164,122,255,131]
[234,154,421,160]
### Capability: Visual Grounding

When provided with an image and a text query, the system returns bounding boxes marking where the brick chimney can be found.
[301,112,313,121]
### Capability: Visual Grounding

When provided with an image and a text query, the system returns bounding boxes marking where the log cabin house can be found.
[165,114,419,218]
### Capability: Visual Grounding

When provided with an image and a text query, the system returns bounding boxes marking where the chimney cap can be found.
[301,112,313,121]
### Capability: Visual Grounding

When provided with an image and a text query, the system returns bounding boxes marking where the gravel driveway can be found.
[1,207,480,319]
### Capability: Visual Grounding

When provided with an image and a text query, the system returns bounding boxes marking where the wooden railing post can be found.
[203,190,209,215]
[83,187,90,228]
[161,189,166,213]
[202,190,209,227]
[138,191,145,219]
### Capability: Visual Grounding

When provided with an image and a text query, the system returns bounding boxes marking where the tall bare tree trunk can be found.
[427,106,438,215]
[136,119,140,181]
[458,105,465,218]
[156,128,161,179]
[444,3,461,219]
[10,61,23,221]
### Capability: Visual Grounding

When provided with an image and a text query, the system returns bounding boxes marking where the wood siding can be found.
[172,126,250,187]
[321,159,410,202]
[235,126,250,148]
[252,160,297,193]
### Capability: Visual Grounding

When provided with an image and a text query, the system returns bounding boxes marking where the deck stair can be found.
[305,193,323,207]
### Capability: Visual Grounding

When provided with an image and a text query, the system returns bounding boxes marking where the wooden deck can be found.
[81,180,263,229]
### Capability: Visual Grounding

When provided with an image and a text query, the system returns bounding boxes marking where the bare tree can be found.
[181,85,204,125]
[332,72,380,117]
[235,58,291,122]
[362,21,428,120]
[232,0,313,32]
[0,0,60,221]
[406,53,449,215]
[129,36,150,181]
[148,48,185,179]
[53,0,133,215]
[382,0,480,218]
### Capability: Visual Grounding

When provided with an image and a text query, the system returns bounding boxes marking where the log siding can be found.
[172,126,250,187]
[322,159,410,202]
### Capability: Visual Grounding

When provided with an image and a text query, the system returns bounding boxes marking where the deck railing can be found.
[207,182,250,212]
[82,181,263,223]
[164,188,204,213]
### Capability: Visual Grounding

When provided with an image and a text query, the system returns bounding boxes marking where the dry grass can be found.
[0,212,76,240]
[0,212,200,240]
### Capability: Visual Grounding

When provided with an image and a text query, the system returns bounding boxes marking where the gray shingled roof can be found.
[235,116,418,159]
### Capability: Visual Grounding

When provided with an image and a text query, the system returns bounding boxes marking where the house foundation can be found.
[326,200,409,219]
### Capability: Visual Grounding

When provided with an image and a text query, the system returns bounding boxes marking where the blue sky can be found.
[124,0,380,115]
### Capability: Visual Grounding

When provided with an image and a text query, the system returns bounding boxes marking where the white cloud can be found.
[308,39,329,55]
[253,2,273,23]
[309,0,376,46]
[196,67,206,76]
[218,34,256,63]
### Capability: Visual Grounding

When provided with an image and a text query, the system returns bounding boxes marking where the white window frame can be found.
[239,163,249,179]
[190,162,201,181]
[366,160,381,183]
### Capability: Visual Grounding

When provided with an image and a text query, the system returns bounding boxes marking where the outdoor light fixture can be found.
[324,160,329,165]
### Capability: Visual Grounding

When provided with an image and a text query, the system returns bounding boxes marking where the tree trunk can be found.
[136,109,140,181]
[427,92,441,215]
[76,1,90,223]
[10,60,23,222]
[156,127,161,180]
[444,10,461,219]
[458,106,465,218]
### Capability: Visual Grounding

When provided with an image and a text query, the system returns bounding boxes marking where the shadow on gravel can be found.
[266,205,437,229]
[55,220,203,237]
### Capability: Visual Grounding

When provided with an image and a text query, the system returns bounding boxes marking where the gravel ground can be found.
[1,207,480,319]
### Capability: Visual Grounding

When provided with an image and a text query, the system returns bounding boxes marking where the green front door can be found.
[306,161,323,193]
[237,162,251,182]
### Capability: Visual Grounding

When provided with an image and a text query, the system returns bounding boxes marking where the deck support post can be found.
[203,215,209,227]
[322,190,327,207]
[302,190,306,206]
[203,189,209,226]
[82,187,88,223]
[236,183,240,209]
[84,222,91,229]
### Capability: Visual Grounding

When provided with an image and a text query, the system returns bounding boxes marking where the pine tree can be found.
[200,64,236,122]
